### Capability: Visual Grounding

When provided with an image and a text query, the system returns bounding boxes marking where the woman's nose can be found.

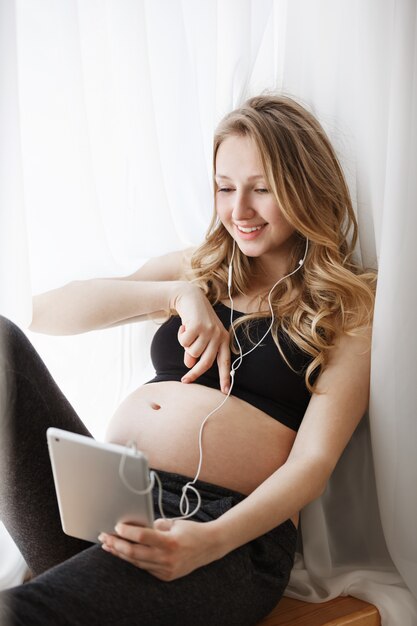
[232,191,255,221]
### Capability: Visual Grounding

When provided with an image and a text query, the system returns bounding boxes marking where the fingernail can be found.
[181,377,189,383]
[224,385,230,394]
[98,533,105,542]
[114,524,121,534]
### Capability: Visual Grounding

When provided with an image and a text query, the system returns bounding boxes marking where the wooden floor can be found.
[258,596,381,626]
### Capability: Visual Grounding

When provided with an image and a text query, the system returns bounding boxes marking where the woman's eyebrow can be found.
[215,174,265,181]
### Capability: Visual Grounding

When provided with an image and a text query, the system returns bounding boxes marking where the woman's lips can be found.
[234,223,267,240]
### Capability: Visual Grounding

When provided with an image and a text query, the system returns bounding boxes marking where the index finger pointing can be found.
[217,342,231,394]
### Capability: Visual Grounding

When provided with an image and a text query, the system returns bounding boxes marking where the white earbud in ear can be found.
[299,238,309,267]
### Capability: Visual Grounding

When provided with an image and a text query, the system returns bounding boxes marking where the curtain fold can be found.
[0,0,31,328]
[0,1,416,623]
[369,0,417,599]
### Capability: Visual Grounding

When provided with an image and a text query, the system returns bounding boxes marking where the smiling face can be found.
[215,134,297,280]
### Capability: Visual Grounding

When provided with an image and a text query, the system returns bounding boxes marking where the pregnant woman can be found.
[0,95,376,625]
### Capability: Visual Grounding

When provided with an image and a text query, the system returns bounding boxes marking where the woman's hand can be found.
[98,519,223,581]
[170,283,231,393]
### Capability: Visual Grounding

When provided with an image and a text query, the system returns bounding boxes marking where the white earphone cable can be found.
[120,237,309,521]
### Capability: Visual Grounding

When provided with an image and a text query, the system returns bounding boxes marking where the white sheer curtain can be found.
[0,1,416,623]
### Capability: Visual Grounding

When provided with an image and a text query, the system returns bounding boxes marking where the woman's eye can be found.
[217,188,233,193]
[255,188,269,194]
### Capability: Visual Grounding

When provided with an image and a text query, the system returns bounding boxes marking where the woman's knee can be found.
[0,315,37,381]
[0,315,25,342]
[0,315,31,353]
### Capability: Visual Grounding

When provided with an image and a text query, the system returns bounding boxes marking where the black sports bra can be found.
[145,302,317,431]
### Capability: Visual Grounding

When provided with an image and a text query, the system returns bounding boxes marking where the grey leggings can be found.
[0,316,297,626]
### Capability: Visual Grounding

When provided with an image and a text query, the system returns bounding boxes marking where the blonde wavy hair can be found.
[187,94,377,392]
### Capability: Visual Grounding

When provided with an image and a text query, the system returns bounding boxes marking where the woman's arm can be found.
[29,246,232,390]
[29,249,194,335]
[211,327,372,554]
[100,327,372,580]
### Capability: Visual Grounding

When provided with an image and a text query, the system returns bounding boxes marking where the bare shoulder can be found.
[319,326,372,380]
[288,326,373,475]
[313,325,372,404]
[118,247,197,282]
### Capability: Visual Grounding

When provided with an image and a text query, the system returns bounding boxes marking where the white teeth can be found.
[237,225,264,233]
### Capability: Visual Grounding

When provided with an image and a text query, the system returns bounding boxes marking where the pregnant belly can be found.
[105,381,297,497]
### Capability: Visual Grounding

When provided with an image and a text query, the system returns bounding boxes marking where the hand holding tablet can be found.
[47,428,154,543]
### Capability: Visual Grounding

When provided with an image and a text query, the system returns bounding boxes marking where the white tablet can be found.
[47,428,154,543]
